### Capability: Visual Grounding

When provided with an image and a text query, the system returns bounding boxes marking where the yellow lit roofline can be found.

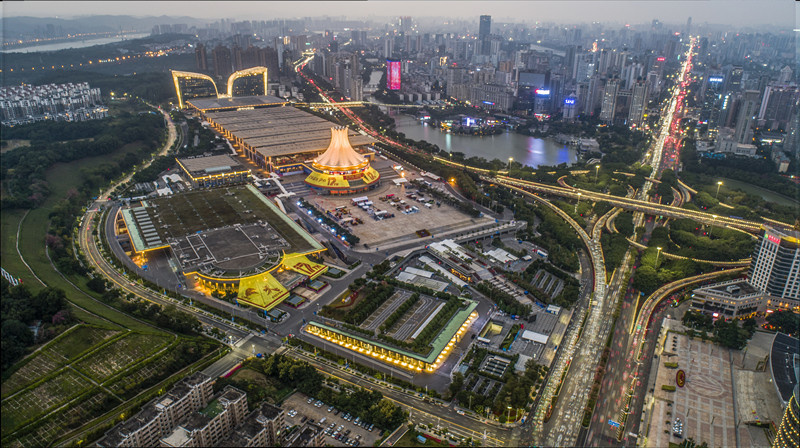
[171,70,219,109]
[226,66,268,97]
[184,248,326,282]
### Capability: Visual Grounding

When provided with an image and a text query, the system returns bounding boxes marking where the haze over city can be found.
[1,1,797,448]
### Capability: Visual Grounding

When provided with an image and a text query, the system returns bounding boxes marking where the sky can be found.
[2,0,796,28]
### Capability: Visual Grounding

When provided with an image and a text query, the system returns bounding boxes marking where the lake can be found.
[390,113,578,169]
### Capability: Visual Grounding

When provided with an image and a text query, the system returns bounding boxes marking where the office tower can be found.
[749,226,800,302]
[562,94,578,121]
[773,385,799,448]
[600,78,619,123]
[598,49,611,76]
[628,79,648,126]
[686,16,692,34]
[479,15,491,55]
[734,90,760,144]
[213,45,233,79]
[565,45,579,80]
[195,43,208,71]
[233,45,244,71]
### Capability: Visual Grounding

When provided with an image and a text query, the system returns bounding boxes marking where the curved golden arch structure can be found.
[171,70,219,109]
[226,66,269,97]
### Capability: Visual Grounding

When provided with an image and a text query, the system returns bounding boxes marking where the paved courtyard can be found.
[647,331,738,447]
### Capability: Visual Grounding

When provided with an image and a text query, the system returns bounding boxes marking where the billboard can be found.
[387,59,401,90]
[564,98,576,105]
[708,76,724,83]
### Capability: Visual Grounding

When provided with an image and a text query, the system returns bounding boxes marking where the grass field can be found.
[1,325,122,398]
[1,368,88,434]
[74,333,171,382]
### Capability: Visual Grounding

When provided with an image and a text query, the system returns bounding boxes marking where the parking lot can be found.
[309,182,492,248]
[282,392,381,447]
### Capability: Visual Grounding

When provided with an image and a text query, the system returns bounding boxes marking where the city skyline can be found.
[3,0,798,28]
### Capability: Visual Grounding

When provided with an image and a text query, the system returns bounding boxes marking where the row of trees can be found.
[682,310,757,349]
[379,293,420,333]
[338,283,395,326]
[254,352,407,430]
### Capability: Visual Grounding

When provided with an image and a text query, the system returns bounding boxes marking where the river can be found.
[390,113,578,168]
[2,34,149,53]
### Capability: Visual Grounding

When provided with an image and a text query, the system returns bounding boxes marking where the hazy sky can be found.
[3,0,797,28]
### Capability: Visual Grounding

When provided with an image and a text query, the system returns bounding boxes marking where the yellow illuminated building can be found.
[304,127,380,195]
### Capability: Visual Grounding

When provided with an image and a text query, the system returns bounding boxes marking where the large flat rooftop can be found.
[176,154,249,178]
[121,185,322,265]
[187,95,287,111]
[203,105,374,159]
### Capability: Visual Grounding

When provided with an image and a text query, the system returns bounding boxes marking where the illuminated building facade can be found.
[171,67,268,109]
[774,386,799,448]
[176,154,250,188]
[304,127,380,195]
[305,302,478,372]
[386,59,401,90]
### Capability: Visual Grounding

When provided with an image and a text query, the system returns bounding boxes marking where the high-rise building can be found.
[386,59,401,90]
[213,45,233,79]
[733,90,760,144]
[195,43,208,71]
[778,65,794,84]
[628,79,648,126]
[599,78,619,123]
[749,226,800,302]
[383,36,394,59]
[479,15,491,55]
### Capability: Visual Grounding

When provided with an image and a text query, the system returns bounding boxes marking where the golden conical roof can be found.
[312,127,369,170]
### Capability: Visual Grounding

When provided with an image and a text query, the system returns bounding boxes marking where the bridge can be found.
[302,101,447,109]
[489,175,789,233]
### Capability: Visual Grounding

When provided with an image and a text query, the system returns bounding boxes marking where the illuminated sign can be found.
[482,101,495,105]
[708,76,723,83]
[535,89,551,96]
[767,235,781,244]
[657,57,666,62]
[564,98,576,105]
[387,59,401,90]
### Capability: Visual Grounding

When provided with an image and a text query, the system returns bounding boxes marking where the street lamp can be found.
[595,165,600,184]
[507,406,512,423]
[575,192,582,214]
[655,247,662,268]
[715,181,723,199]
[508,157,513,171]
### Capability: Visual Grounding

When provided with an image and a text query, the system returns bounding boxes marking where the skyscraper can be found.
[734,90,760,144]
[773,385,799,448]
[628,79,648,126]
[479,15,491,55]
[600,78,619,123]
[748,226,800,302]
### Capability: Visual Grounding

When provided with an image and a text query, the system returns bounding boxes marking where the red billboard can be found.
[387,59,401,90]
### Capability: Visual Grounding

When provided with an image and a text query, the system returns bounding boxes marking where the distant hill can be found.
[3,15,209,43]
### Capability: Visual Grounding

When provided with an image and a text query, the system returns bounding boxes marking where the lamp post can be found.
[655,247,662,269]
[574,192,582,214]
[507,406,512,424]
[715,181,723,199]
[711,215,717,236]
[595,165,601,184]
[508,157,513,171]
